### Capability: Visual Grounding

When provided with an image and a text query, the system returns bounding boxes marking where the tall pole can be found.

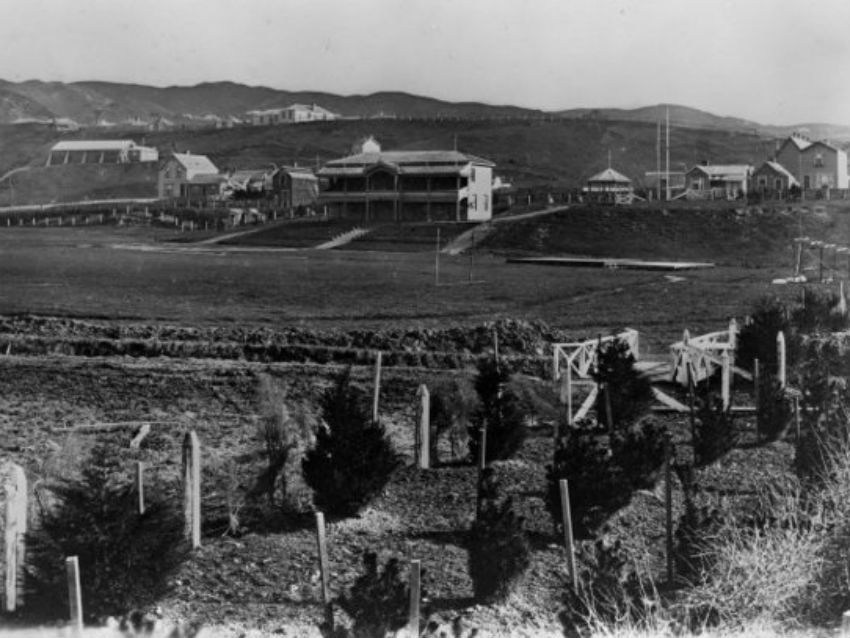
[434,228,440,287]
[656,119,662,202]
[665,106,671,202]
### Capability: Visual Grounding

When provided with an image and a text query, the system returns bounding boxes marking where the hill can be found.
[0,79,847,144]
[138,117,772,188]
[558,103,850,142]
[0,79,545,127]
[0,117,777,203]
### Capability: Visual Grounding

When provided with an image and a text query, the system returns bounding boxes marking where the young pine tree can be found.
[302,368,399,518]
[467,356,527,464]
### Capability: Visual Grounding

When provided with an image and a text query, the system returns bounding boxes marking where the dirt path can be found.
[193,218,291,245]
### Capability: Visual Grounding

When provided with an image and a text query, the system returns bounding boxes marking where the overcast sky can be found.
[2,0,848,126]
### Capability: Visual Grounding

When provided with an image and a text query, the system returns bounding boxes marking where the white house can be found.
[47,140,159,166]
[684,164,753,199]
[158,152,224,200]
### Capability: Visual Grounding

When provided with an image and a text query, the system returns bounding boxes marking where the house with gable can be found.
[752,161,799,195]
[158,152,224,201]
[684,163,753,199]
[774,134,848,191]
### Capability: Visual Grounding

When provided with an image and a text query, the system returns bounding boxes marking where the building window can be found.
[471,195,477,209]
[813,153,824,168]
[757,177,767,188]
[774,179,782,190]
[483,195,489,211]
[471,168,476,181]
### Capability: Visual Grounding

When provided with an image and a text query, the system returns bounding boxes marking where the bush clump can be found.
[26,440,186,621]
[468,468,531,603]
[591,337,654,429]
[467,355,527,464]
[547,419,667,538]
[693,391,739,467]
[757,376,793,442]
[336,551,427,638]
[302,368,399,518]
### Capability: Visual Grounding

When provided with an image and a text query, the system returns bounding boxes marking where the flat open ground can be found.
[0,224,808,352]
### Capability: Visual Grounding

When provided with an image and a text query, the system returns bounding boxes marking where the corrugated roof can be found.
[172,153,219,175]
[587,168,631,183]
[688,164,752,179]
[319,151,495,175]
[51,140,137,152]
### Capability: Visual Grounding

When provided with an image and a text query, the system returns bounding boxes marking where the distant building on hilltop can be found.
[47,140,158,166]
[684,163,753,199]
[246,103,337,126]
[158,152,224,201]
[774,134,848,190]
[318,149,495,222]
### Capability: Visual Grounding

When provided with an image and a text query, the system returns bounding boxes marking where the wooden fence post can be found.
[315,512,333,630]
[372,351,382,424]
[721,349,731,410]
[753,358,761,442]
[3,462,27,612]
[407,559,421,638]
[416,384,430,470]
[665,434,674,583]
[559,479,578,591]
[182,431,201,548]
[66,556,83,633]
[776,331,786,389]
[136,461,145,516]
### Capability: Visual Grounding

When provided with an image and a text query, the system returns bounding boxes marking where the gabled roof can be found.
[171,152,219,175]
[687,164,752,180]
[51,140,137,152]
[788,135,812,151]
[754,161,799,186]
[587,167,631,184]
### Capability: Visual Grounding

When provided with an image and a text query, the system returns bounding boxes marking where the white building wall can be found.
[465,164,493,221]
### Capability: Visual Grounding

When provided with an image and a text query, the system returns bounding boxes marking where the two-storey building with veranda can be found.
[317,149,495,222]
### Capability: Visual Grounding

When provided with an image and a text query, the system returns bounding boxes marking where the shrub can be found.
[252,373,311,507]
[693,391,740,467]
[792,288,850,334]
[757,376,793,442]
[428,377,477,465]
[25,440,186,621]
[302,368,399,518]
[467,355,527,464]
[468,468,531,603]
[547,419,667,538]
[591,337,654,429]
[736,296,792,373]
[336,551,427,638]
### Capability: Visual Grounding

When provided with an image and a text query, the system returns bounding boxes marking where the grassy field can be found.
[0,224,809,352]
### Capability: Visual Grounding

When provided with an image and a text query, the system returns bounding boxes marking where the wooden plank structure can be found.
[553,319,759,419]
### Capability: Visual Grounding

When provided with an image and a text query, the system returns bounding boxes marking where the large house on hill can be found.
[317,148,495,222]
[246,103,337,126]
[158,153,224,201]
[774,134,849,190]
[47,140,158,166]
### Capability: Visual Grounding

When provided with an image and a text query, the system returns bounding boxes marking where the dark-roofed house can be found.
[583,167,633,203]
[684,164,752,199]
[775,134,848,190]
[223,166,319,211]
[318,149,495,222]
[752,161,799,196]
[158,152,224,202]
